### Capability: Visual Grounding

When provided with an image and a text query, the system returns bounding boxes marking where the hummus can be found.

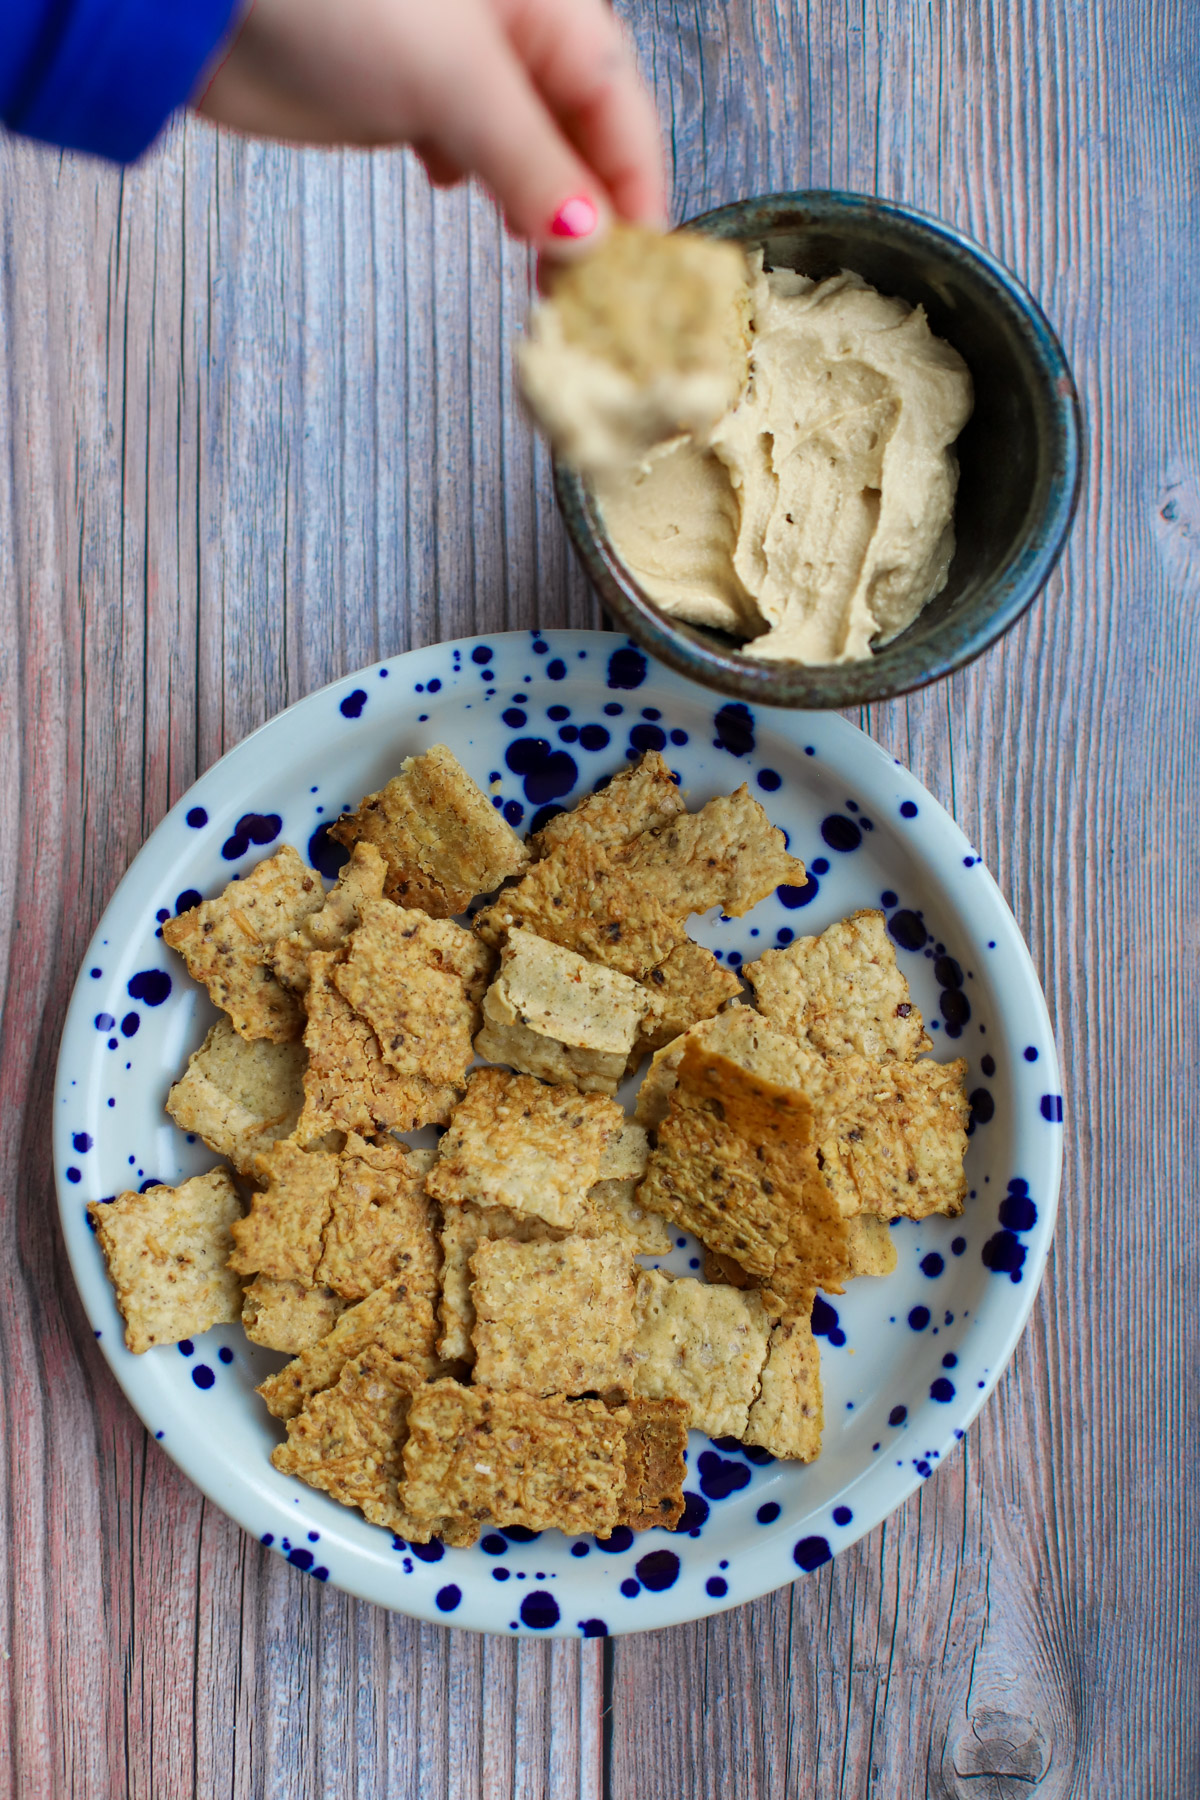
[594,262,973,664]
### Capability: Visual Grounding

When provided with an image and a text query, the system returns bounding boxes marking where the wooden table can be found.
[2,2,1195,1792]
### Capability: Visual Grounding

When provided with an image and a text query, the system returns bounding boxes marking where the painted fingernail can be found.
[550,195,599,240]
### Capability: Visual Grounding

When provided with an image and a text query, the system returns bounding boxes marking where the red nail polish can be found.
[550,195,599,239]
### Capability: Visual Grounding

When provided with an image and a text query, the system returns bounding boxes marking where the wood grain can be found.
[0,1,1196,1794]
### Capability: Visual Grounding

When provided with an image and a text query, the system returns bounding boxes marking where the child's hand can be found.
[198,0,666,256]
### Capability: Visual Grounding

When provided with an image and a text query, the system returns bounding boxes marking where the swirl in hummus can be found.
[593,259,973,665]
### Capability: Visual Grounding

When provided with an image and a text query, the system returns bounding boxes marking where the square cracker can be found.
[88,1169,243,1353]
[812,1054,969,1221]
[270,843,387,992]
[744,909,932,1060]
[613,1397,689,1530]
[258,1275,441,1420]
[470,1235,637,1398]
[162,846,324,1041]
[637,1040,853,1301]
[474,929,649,1096]
[437,1200,563,1364]
[473,838,684,979]
[631,1269,771,1439]
[316,1132,440,1302]
[844,1214,898,1278]
[618,786,806,921]
[742,1298,823,1462]
[634,1004,823,1127]
[332,900,493,1085]
[295,951,459,1143]
[242,1277,346,1353]
[270,1347,472,1545]
[426,1067,621,1229]
[581,1180,674,1255]
[399,1380,626,1538]
[597,1122,650,1181]
[329,744,527,917]
[166,1018,306,1175]
[528,751,686,860]
[228,1141,339,1283]
[634,941,742,1058]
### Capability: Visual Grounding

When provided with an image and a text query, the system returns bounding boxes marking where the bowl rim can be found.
[554,187,1084,709]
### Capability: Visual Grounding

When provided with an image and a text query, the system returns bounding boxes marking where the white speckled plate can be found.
[54,631,1061,1638]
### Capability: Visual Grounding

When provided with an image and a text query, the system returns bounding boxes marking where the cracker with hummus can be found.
[162,846,324,1041]
[527,750,685,860]
[270,843,387,992]
[88,1169,244,1354]
[165,1018,307,1175]
[620,787,807,920]
[473,929,650,1095]
[257,1275,441,1421]
[744,908,931,1060]
[631,1268,771,1439]
[329,745,527,917]
[470,1235,637,1399]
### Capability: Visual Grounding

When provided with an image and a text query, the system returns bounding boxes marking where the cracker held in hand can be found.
[88,1169,243,1353]
[631,1269,771,1439]
[162,845,324,1041]
[619,786,807,920]
[528,750,685,860]
[473,929,650,1095]
[258,1275,440,1421]
[166,1018,306,1175]
[426,1067,621,1229]
[332,899,493,1085]
[270,843,387,992]
[470,1235,637,1399]
[329,745,527,917]
[744,908,932,1060]
[520,223,752,475]
[399,1380,627,1538]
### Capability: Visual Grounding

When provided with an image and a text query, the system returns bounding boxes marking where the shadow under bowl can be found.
[555,190,1083,710]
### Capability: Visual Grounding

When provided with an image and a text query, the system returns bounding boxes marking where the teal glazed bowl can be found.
[554,191,1082,708]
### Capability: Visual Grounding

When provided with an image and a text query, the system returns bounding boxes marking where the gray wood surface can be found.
[1,1,1196,1793]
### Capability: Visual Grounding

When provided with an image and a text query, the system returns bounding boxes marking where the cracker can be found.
[399,1380,626,1537]
[162,846,324,1041]
[270,1346,468,1543]
[597,1122,651,1181]
[582,1179,674,1255]
[88,1169,243,1354]
[613,1397,689,1530]
[470,1235,637,1398]
[631,1269,771,1439]
[242,1277,346,1353]
[528,751,686,860]
[294,950,458,1142]
[258,1275,441,1420]
[634,1004,812,1126]
[316,1131,440,1302]
[634,940,742,1057]
[437,1200,563,1364]
[474,930,649,1095]
[744,909,931,1060]
[619,786,806,920]
[844,1214,898,1278]
[474,838,684,979]
[329,744,527,917]
[742,1299,823,1462]
[426,1067,620,1229]
[165,1018,306,1175]
[637,1040,853,1301]
[332,900,493,1084]
[228,1141,339,1283]
[813,1055,969,1221]
[270,843,387,992]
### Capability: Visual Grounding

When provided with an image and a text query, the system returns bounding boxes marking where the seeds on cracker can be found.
[597,1122,650,1182]
[329,744,527,917]
[165,1018,306,1175]
[813,1055,969,1221]
[315,1132,440,1301]
[528,750,685,860]
[634,939,742,1057]
[270,843,387,992]
[294,950,459,1143]
[631,1269,771,1439]
[88,1169,244,1354]
[742,1297,823,1462]
[744,908,931,1060]
[473,838,684,979]
[257,1275,441,1421]
[426,1066,621,1229]
[332,899,493,1086]
[399,1380,627,1539]
[229,1140,339,1284]
[613,1397,690,1530]
[241,1276,346,1354]
[620,786,807,920]
[162,846,324,1041]
[582,1179,674,1255]
[437,1200,563,1364]
[470,1236,637,1399]
[473,928,650,1095]
[844,1214,898,1278]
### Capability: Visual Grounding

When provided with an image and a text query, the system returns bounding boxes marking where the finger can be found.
[413,139,466,188]
[497,0,667,227]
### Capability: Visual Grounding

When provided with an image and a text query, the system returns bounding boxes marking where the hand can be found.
[197,0,667,256]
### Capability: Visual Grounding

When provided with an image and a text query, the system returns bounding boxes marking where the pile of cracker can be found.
[89,746,969,1548]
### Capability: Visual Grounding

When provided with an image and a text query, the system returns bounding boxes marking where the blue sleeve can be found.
[2,0,242,163]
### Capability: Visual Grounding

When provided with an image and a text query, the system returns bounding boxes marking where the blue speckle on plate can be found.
[505,737,577,804]
[888,909,927,951]
[619,1578,640,1598]
[821,814,861,852]
[73,1132,92,1153]
[908,1305,930,1331]
[674,1491,709,1536]
[120,1013,139,1038]
[1024,1045,1039,1061]
[218,1346,234,1364]
[712,702,755,757]
[186,807,208,828]
[595,1525,634,1554]
[705,1576,728,1598]
[757,768,781,792]
[309,822,351,879]
[635,1550,680,1592]
[340,690,367,718]
[482,1534,507,1556]
[697,1451,750,1501]
[520,1591,560,1629]
[833,1505,853,1526]
[794,1536,832,1573]
[900,800,918,818]
[128,970,171,1006]
[192,1365,214,1390]
[94,1013,115,1032]
[778,876,819,909]
[811,1295,846,1348]
[1041,1094,1064,1122]
[921,1253,944,1279]
[436,1584,462,1613]
[410,1539,446,1562]
[502,708,527,728]
[607,646,647,690]
[66,1167,80,1184]
[221,812,282,860]
[756,1501,780,1525]
[579,1618,608,1636]
[889,1405,907,1426]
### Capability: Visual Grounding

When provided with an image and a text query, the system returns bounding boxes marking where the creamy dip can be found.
[594,262,973,664]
